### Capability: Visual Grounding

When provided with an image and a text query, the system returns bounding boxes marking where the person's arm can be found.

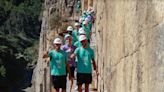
[70,47,79,59]
[64,52,73,80]
[92,58,98,73]
[66,62,72,80]
[91,49,99,75]
[70,53,76,59]
[43,51,49,58]
[42,51,51,63]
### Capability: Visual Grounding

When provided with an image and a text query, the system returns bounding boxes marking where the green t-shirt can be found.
[48,50,68,76]
[72,30,79,44]
[74,41,81,47]
[82,13,87,19]
[83,26,91,40]
[88,22,92,30]
[74,46,95,73]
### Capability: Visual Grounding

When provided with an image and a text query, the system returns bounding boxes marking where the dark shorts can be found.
[70,66,75,78]
[77,73,92,85]
[52,75,67,89]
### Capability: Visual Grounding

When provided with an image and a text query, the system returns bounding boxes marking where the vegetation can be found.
[0,0,43,89]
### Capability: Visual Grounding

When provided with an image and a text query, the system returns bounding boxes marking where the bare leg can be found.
[78,84,82,92]
[62,89,66,92]
[70,79,74,92]
[85,84,89,92]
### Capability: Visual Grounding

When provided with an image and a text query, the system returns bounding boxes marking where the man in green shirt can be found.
[82,21,91,43]
[72,22,80,44]
[43,38,72,92]
[74,28,90,48]
[71,35,98,92]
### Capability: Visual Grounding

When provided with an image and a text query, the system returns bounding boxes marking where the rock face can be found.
[95,0,164,92]
[32,0,164,92]
[31,0,77,92]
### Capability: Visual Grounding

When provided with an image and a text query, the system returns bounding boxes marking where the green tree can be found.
[0,0,43,90]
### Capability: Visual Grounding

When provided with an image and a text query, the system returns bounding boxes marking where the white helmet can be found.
[74,22,80,27]
[64,34,71,40]
[53,38,62,44]
[83,20,88,25]
[79,28,86,35]
[67,26,73,31]
[79,35,87,41]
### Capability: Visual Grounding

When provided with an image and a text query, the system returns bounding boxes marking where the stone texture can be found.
[32,0,164,92]
[95,0,164,92]
[31,0,77,92]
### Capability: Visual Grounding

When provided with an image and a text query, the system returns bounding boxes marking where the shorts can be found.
[52,75,67,89]
[77,73,92,85]
[70,66,75,78]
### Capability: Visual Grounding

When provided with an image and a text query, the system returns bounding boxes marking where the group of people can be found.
[43,4,98,92]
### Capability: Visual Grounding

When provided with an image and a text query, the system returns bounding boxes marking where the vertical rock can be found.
[32,0,77,92]
[95,0,164,92]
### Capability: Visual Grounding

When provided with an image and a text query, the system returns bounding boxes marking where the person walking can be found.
[61,34,76,92]
[72,22,80,44]
[43,38,72,92]
[70,35,98,92]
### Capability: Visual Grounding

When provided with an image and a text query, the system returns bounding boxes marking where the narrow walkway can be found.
[66,20,97,92]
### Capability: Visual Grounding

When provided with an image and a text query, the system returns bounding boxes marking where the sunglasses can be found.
[55,44,61,46]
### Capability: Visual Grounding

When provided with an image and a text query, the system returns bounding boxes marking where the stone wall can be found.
[32,0,164,92]
[31,0,77,92]
[95,0,164,92]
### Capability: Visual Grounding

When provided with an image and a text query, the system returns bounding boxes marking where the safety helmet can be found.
[79,35,87,41]
[53,38,62,44]
[79,28,86,35]
[74,22,80,27]
[64,34,71,40]
[67,26,73,31]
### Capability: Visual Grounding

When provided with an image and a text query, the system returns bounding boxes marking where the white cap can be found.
[79,28,86,35]
[79,35,87,41]
[67,26,73,31]
[64,34,71,40]
[83,20,88,25]
[74,22,80,27]
[53,38,62,44]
